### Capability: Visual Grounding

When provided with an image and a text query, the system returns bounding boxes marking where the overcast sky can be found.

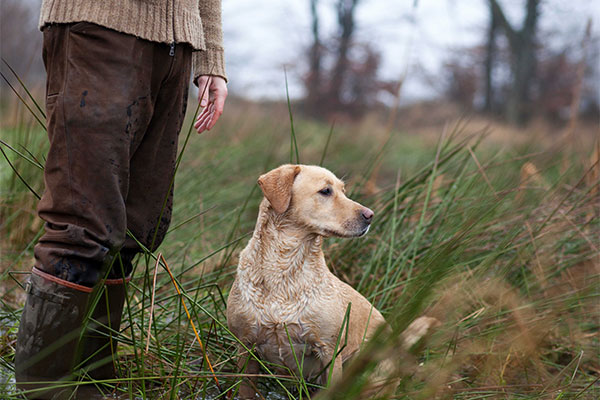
[2,0,598,103]
[222,0,599,102]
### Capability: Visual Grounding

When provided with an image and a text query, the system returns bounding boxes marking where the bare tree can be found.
[328,0,359,111]
[305,0,324,114]
[489,0,541,124]
[302,0,389,119]
[483,5,498,113]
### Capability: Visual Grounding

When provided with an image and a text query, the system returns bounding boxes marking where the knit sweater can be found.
[39,0,226,82]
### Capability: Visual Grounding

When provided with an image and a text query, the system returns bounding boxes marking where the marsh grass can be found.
[0,66,598,399]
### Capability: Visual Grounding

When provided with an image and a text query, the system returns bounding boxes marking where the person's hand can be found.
[195,75,227,133]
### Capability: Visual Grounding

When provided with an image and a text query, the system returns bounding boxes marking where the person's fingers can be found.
[195,76,226,132]
[195,112,208,132]
[201,103,216,131]
[195,115,210,133]
[194,108,209,127]
[213,87,226,115]
[205,78,227,131]
[196,118,209,134]
[206,108,221,131]
[194,115,204,133]
[195,104,214,133]
[196,105,210,121]
[197,113,212,133]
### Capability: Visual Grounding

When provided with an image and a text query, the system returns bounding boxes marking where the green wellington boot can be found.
[15,267,93,399]
[80,276,128,381]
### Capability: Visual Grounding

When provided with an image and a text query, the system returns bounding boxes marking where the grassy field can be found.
[0,84,599,399]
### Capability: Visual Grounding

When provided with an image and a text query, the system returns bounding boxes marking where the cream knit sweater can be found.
[39,0,226,82]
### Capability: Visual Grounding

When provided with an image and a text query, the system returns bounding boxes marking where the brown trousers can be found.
[35,23,192,286]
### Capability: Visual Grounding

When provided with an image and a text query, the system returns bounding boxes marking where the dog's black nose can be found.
[361,207,374,223]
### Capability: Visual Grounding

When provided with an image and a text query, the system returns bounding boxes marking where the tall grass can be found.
[0,66,598,399]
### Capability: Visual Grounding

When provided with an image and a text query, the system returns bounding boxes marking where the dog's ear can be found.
[258,165,301,214]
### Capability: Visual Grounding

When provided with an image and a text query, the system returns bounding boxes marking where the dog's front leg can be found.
[312,354,344,399]
[330,354,343,383]
[318,353,343,388]
[237,352,261,400]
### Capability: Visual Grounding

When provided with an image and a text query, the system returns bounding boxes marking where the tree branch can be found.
[489,0,518,49]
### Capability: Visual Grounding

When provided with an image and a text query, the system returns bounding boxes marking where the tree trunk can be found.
[490,0,540,125]
[306,0,322,112]
[483,5,497,113]
[507,38,536,124]
[328,0,359,112]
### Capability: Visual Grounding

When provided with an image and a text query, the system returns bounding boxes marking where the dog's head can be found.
[258,164,374,237]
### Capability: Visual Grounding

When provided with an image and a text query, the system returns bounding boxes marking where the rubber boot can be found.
[15,267,93,399]
[80,276,128,381]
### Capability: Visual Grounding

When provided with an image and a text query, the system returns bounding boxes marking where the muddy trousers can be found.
[15,23,192,398]
[35,22,192,284]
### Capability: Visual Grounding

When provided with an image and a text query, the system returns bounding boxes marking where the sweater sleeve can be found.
[193,0,227,84]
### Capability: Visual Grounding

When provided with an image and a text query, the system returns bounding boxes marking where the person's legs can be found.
[84,43,192,381]
[119,42,192,264]
[33,22,156,286]
[15,22,193,397]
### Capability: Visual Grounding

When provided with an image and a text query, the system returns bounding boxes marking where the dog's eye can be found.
[319,187,332,196]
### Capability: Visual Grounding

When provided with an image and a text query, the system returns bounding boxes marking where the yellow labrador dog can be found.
[227,164,390,398]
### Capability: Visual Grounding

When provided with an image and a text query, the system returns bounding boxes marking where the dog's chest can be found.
[239,269,329,327]
[235,268,338,371]
[248,288,333,378]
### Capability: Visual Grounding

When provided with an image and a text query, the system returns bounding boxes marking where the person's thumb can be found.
[198,76,211,107]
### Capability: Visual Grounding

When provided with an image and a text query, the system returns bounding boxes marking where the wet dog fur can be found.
[227,164,391,398]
